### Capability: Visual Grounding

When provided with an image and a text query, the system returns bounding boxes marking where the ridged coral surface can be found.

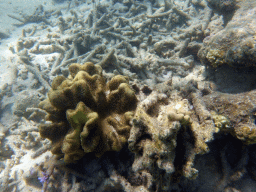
[39,62,137,163]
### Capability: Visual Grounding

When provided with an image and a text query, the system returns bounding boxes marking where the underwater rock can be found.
[206,0,237,12]
[13,90,41,117]
[198,0,256,68]
[0,31,10,40]
[127,87,256,190]
[202,90,256,145]
[39,62,137,163]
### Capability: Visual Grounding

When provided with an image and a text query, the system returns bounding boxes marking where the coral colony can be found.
[0,0,256,191]
[39,62,137,163]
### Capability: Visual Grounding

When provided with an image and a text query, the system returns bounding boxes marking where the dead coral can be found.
[127,87,250,191]
[128,91,199,191]
[8,5,52,26]
[202,90,256,145]
[39,62,137,163]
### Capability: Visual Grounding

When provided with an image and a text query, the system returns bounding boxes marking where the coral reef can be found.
[2,0,256,191]
[10,0,217,93]
[128,91,201,190]
[202,90,256,145]
[198,0,256,68]
[39,62,137,163]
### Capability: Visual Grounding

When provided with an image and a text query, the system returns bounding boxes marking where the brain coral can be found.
[39,62,137,163]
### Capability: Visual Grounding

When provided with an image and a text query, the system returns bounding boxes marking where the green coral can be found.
[63,102,99,163]
[211,111,231,132]
[39,62,137,163]
[206,49,225,67]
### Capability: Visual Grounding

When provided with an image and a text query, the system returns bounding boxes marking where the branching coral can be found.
[39,62,137,163]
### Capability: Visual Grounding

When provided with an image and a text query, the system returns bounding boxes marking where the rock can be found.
[198,0,256,68]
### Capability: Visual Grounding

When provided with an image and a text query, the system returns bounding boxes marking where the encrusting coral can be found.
[38,62,137,163]
[202,90,256,145]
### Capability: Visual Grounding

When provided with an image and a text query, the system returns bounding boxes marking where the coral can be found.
[127,88,256,191]
[206,49,225,68]
[234,126,256,145]
[190,92,216,153]
[128,92,199,190]
[13,90,42,117]
[8,5,51,27]
[211,111,231,132]
[199,0,256,68]
[39,62,137,163]
[8,0,213,96]
[202,90,256,144]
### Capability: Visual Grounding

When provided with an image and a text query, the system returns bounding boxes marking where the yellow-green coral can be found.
[206,49,225,67]
[211,111,231,132]
[235,125,256,145]
[39,62,137,163]
[62,102,99,162]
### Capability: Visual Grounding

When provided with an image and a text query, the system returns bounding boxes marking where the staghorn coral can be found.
[39,62,137,163]
[8,5,51,27]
